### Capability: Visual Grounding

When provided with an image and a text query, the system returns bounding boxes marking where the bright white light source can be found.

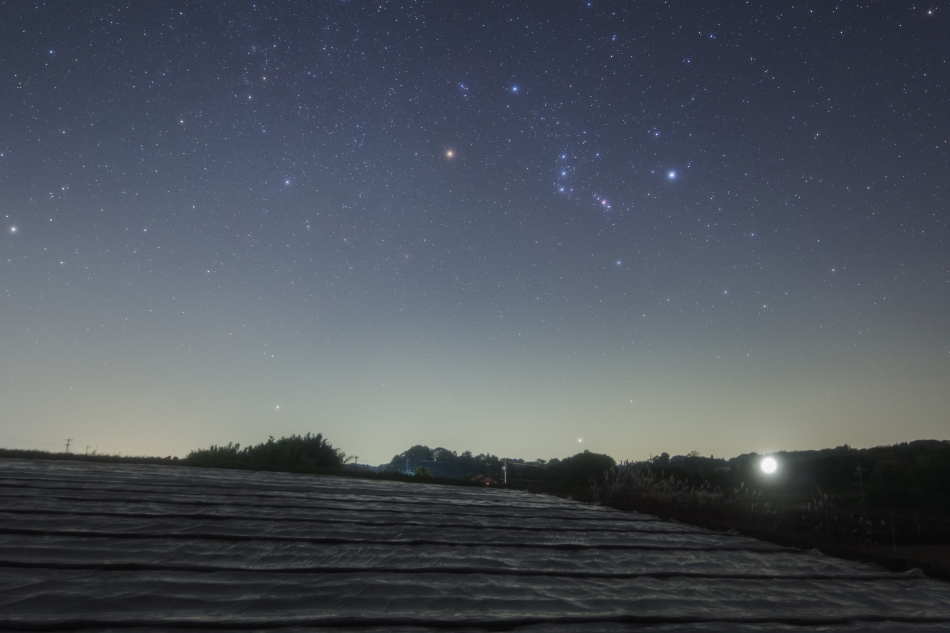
[761,457,777,474]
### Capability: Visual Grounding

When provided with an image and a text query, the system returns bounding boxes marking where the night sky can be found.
[1,1,947,464]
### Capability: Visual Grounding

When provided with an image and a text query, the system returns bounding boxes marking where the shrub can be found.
[548,450,616,485]
[185,433,346,472]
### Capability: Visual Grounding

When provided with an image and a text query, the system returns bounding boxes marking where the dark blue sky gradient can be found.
[1,1,947,462]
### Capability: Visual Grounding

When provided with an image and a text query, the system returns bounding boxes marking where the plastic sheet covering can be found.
[1,459,949,631]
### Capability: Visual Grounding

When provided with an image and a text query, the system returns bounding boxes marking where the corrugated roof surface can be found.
[1,458,949,631]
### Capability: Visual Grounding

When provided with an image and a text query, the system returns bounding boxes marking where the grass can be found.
[0,447,182,465]
[595,466,950,581]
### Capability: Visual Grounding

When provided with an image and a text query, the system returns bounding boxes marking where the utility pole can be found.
[64,439,73,454]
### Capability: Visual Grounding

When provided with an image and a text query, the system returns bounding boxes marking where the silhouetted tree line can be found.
[386,445,502,478]
[185,433,346,472]
[385,445,615,485]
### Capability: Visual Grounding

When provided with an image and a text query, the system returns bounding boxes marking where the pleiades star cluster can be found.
[0,1,947,462]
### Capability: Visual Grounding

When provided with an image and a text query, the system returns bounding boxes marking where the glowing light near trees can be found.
[761,457,777,474]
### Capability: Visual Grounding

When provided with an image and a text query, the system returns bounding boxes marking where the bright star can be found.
[9,226,15,233]
[511,85,519,93]
[668,171,677,179]
[616,260,622,266]
[445,149,455,158]
[284,179,291,185]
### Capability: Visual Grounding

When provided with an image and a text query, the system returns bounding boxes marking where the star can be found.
[9,226,15,234]
[667,171,677,179]
[445,149,455,159]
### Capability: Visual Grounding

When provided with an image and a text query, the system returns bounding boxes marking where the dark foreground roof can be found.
[1,458,949,631]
